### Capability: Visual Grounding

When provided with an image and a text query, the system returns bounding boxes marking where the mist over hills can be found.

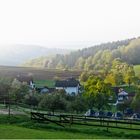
[0,44,71,66]
[1,37,140,68]
[22,37,138,69]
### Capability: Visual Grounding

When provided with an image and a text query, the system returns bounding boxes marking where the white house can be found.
[115,89,128,105]
[55,78,80,95]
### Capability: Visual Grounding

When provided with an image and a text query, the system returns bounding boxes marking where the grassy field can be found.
[134,65,140,77]
[0,115,140,139]
[0,124,112,139]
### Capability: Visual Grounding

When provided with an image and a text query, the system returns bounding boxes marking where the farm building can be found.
[55,78,80,94]
[115,88,135,105]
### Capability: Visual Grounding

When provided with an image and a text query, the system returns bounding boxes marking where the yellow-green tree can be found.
[84,76,112,110]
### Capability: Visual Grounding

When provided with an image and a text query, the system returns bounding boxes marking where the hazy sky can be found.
[0,0,140,49]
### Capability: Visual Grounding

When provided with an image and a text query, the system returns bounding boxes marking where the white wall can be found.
[56,87,79,94]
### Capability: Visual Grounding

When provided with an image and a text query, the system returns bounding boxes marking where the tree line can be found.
[22,37,140,70]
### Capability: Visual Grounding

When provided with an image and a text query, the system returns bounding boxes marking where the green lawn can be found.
[34,80,55,88]
[0,124,140,139]
[0,125,103,139]
[134,65,140,77]
[0,115,140,139]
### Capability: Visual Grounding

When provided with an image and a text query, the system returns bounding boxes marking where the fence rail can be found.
[31,112,140,131]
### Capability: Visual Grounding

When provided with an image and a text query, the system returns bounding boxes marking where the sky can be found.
[0,0,140,49]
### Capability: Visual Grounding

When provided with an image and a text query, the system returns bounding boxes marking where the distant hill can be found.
[22,37,139,69]
[0,44,71,66]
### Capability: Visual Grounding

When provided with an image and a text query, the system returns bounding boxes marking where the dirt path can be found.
[0,109,25,115]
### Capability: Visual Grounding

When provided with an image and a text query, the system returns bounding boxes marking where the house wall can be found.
[56,87,79,94]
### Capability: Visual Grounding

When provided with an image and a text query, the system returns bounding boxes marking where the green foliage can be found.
[22,38,134,69]
[121,38,140,64]
[24,93,40,107]
[67,95,87,113]
[131,86,140,113]
[10,79,29,103]
[104,59,136,86]
[0,78,12,102]
[84,76,112,110]
[22,56,50,68]
[39,93,67,113]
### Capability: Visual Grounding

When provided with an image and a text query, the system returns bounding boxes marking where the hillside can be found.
[22,37,139,69]
[0,44,71,66]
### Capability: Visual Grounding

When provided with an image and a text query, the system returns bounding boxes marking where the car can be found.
[131,113,140,121]
[106,111,113,118]
[95,111,105,118]
[84,109,95,117]
[113,112,123,120]
[124,108,133,116]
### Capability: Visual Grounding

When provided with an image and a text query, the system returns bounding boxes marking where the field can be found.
[134,65,140,78]
[0,65,81,80]
[0,115,140,139]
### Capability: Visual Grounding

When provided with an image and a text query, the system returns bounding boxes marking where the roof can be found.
[128,92,135,97]
[55,78,79,87]
[118,91,128,96]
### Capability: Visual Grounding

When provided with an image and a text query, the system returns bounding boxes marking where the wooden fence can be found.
[31,112,140,131]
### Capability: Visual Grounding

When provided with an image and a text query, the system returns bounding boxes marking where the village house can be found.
[16,75,35,89]
[55,78,80,95]
[115,88,135,105]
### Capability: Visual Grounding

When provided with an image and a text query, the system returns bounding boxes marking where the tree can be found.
[0,78,11,105]
[131,86,140,113]
[75,57,85,70]
[84,76,112,110]
[24,93,40,107]
[79,72,89,82]
[68,95,87,113]
[11,79,29,105]
[0,78,12,117]
[39,93,66,114]
[123,66,136,86]
[105,72,123,86]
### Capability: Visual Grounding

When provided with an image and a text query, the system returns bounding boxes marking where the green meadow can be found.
[0,115,139,139]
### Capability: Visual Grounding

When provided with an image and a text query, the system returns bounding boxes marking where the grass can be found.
[0,124,112,139]
[0,115,140,139]
[34,80,55,88]
[134,65,140,77]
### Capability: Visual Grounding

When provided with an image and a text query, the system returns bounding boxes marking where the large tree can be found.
[84,76,112,110]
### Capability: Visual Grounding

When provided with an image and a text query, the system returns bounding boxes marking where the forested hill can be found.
[22,37,140,70]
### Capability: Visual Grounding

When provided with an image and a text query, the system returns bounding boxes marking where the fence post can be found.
[130,119,132,129]
[84,116,86,123]
[107,120,109,132]
[60,115,61,123]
